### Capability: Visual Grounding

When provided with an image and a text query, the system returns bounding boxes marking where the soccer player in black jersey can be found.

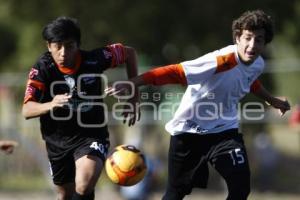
[22,16,139,200]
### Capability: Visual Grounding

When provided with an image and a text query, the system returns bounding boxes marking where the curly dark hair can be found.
[232,10,274,44]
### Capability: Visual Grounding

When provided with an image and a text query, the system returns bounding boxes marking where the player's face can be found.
[48,39,79,67]
[236,29,266,65]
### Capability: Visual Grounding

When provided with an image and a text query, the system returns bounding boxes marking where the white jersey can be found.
[165,44,264,135]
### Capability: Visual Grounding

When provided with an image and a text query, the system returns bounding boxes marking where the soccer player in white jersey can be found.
[106,10,290,200]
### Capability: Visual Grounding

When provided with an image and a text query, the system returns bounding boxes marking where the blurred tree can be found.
[0,0,297,68]
[0,0,298,99]
[0,24,17,71]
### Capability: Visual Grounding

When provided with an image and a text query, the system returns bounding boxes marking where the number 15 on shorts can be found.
[229,148,245,166]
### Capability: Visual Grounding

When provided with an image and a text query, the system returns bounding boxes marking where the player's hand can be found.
[268,97,291,116]
[105,81,141,126]
[0,140,18,154]
[122,93,141,126]
[51,93,72,109]
[105,81,134,97]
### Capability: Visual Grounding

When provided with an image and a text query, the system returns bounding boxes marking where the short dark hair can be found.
[232,10,274,44]
[42,16,81,45]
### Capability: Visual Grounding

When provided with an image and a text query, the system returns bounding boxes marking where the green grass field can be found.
[0,190,300,200]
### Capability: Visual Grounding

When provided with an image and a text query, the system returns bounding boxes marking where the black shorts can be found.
[164,129,250,198]
[47,135,110,185]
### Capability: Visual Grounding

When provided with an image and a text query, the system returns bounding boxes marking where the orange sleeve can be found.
[250,79,262,93]
[107,43,126,68]
[23,79,46,104]
[142,64,187,86]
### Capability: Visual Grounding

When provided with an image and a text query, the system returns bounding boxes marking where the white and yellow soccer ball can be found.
[105,144,147,186]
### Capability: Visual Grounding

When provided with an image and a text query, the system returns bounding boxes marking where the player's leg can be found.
[48,147,76,200]
[211,134,250,200]
[223,169,250,200]
[162,134,209,200]
[55,183,75,200]
[73,155,103,199]
[73,137,109,200]
[50,163,76,200]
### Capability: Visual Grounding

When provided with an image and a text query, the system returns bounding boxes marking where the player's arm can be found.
[22,101,52,119]
[119,46,140,126]
[106,44,138,78]
[22,66,72,119]
[106,64,187,96]
[22,94,71,119]
[141,64,187,86]
[251,80,291,116]
[124,46,138,79]
[106,44,141,126]
[141,64,186,86]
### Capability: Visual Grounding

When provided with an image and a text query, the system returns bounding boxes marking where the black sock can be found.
[72,191,95,200]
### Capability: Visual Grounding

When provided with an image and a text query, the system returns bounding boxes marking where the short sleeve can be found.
[180,52,217,85]
[106,43,127,68]
[24,64,46,103]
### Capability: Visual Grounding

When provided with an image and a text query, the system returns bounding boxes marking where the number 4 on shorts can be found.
[90,142,105,154]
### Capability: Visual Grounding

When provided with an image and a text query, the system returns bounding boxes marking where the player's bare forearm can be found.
[113,47,141,126]
[130,75,147,87]
[22,101,53,119]
[252,85,274,104]
[105,75,145,96]
[124,46,138,79]
[252,86,291,115]
[22,94,71,119]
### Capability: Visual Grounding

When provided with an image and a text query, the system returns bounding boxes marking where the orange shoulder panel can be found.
[215,52,238,74]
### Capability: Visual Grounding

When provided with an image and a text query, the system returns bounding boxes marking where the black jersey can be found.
[24,43,126,148]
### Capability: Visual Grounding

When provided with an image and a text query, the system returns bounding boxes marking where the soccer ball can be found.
[105,144,147,186]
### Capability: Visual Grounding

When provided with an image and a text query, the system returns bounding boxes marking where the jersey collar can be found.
[56,51,82,75]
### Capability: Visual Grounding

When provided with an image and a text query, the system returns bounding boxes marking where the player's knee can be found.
[75,183,93,195]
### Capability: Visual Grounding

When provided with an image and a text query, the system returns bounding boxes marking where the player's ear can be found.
[46,42,51,52]
[235,36,240,44]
